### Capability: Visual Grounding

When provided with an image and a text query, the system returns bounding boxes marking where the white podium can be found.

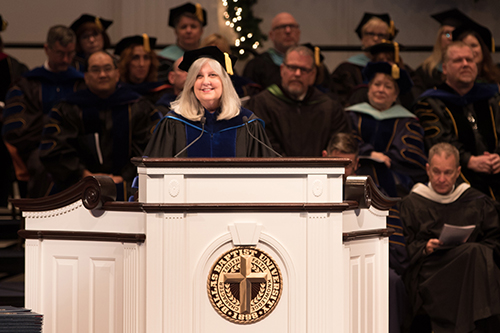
[14,158,396,333]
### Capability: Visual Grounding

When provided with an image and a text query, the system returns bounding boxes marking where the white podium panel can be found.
[14,158,395,333]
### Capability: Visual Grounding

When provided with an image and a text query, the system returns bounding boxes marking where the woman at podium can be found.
[144,46,275,157]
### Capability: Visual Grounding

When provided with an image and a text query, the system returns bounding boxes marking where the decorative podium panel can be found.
[14,158,397,333]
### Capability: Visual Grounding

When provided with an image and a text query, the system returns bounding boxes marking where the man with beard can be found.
[246,45,349,156]
[414,41,500,201]
[40,51,160,200]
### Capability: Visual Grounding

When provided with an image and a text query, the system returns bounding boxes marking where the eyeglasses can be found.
[363,31,390,39]
[88,65,115,74]
[283,62,314,74]
[272,24,299,31]
[81,31,100,40]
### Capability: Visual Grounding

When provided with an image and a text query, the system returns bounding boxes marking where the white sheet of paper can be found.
[439,223,475,245]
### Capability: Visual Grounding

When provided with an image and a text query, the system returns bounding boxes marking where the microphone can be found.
[242,116,282,157]
[174,116,206,157]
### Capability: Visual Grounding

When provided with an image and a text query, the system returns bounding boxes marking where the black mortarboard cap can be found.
[70,14,113,32]
[168,2,207,27]
[431,8,471,28]
[355,13,398,40]
[363,61,413,95]
[452,21,495,53]
[0,15,7,32]
[301,43,324,66]
[114,34,157,55]
[365,40,404,63]
[179,46,237,75]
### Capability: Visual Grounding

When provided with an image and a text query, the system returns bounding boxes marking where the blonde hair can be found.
[421,26,447,77]
[171,58,241,121]
[362,17,389,36]
[200,33,231,54]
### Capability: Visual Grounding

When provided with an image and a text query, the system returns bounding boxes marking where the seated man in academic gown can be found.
[3,25,85,198]
[246,45,350,157]
[400,142,500,333]
[40,51,161,200]
[414,41,500,201]
[243,13,333,95]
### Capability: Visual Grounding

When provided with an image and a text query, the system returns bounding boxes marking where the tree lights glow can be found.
[222,0,267,58]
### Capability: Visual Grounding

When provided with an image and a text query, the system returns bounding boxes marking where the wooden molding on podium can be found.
[131,157,353,168]
[11,175,117,212]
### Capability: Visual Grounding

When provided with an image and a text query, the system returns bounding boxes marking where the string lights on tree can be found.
[222,0,267,58]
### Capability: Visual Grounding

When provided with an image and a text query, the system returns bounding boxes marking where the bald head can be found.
[269,12,300,54]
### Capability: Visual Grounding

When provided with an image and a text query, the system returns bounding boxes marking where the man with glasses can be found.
[243,12,301,90]
[40,51,161,200]
[246,46,349,157]
[3,25,85,198]
[414,41,500,201]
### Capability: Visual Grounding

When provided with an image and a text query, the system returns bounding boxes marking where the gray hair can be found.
[428,142,460,167]
[171,58,241,121]
[46,25,76,48]
[326,132,359,156]
[284,45,314,66]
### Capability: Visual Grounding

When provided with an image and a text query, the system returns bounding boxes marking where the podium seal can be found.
[207,247,283,324]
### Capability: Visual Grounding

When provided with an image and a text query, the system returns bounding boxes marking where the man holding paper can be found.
[400,142,500,333]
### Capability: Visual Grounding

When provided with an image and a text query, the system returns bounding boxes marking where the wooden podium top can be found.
[131,157,352,168]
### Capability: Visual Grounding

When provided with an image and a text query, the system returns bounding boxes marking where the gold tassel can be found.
[95,17,103,31]
[1,19,7,32]
[142,33,151,53]
[492,37,495,53]
[388,20,395,38]
[391,64,400,80]
[224,52,233,75]
[195,3,204,24]
[393,41,399,63]
[314,46,321,67]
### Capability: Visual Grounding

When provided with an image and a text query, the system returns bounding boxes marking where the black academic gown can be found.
[400,184,500,333]
[144,107,275,157]
[246,84,350,157]
[121,81,172,105]
[414,83,500,200]
[40,86,160,199]
[2,66,85,197]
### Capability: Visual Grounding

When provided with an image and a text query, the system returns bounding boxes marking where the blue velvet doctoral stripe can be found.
[165,108,261,157]
[420,83,499,106]
[23,66,84,115]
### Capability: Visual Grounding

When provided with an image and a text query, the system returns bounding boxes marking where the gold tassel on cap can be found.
[1,20,7,32]
[391,64,400,80]
[195,3,204,24]
[142,33,151,53]
[393,41,400,64]
[492,37,495,53]
[314,46,321,67]
[224,52,233,75]
[388,20,395,38]
[95,17,103,31]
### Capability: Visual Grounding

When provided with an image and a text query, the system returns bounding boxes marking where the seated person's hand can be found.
[370,151,391,168]
[484,152,500,174]
[425,238,442,255]
[468,154,495,173]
